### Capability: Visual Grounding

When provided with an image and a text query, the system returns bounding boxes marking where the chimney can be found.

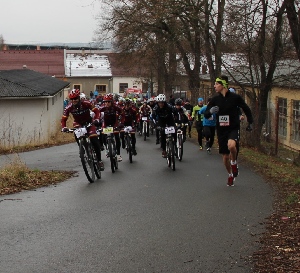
[23,65,27,69]
[36,45,41,50]
[3,44,7,51]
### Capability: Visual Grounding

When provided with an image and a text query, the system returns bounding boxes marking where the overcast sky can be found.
[0,0,102,44]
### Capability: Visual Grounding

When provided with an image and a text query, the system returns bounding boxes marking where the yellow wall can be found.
[200,79,300,151]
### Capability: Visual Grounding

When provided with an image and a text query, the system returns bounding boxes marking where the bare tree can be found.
[96,0,211,100]
[285,0,300,60]
[222,0,287,147]
[0,35,4,50]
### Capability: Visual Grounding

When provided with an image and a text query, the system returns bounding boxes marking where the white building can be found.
[0,69,69,149]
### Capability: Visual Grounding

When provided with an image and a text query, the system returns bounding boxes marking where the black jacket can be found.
[204,91,253,131]
[152,102,175,127]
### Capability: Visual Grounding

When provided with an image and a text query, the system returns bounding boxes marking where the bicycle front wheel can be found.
[80,139,95,183]
[126,135,133,163]
[177,134,183,161]
[143,122,147,141]
[170,139,176,171]
[91,147,101,179]
[107,138,115,173]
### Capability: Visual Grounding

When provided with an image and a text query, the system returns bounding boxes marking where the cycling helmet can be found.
[103,94,113,102]
[69,89,80,99]
[80,93,86,100]
[175,98,183,105]
[156,94,166,102]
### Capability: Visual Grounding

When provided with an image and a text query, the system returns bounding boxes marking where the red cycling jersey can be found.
[99,104,123,128]
[61,100,100,127]
[139,105,152,117]
[121,107,139,126]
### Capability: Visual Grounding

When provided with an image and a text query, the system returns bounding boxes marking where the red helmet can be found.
[69,89,80,99]
[103,94,113,102]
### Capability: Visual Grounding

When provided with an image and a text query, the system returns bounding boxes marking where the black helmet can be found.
[175,98,183,105]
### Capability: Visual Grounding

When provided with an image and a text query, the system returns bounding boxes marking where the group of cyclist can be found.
[61,75,253,186]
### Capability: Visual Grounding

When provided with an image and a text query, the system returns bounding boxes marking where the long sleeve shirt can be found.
[204,91,253,131]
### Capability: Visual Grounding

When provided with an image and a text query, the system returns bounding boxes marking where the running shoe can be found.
[206,147,211,154]
[132,149,137,156]
[231,163,239,177]
[227,175,235,186]
[162,150,167,158]
[199,146,203,150]
[117,155,122,162]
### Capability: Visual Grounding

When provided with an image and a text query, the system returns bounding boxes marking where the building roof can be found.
[0,50,65,77]
[0,69,70,98]
[65,50,112,77]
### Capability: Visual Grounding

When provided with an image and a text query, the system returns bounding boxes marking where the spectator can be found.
[169,95,175,106]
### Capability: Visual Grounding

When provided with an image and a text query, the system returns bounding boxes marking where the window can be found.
[95,85,106,93]
[278,97,287,137]
[73,84,81,90]
[292,100,300,142]
[119,83,128,93]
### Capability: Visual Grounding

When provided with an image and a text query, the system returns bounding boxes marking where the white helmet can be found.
[156,94,166,102]
[80,93,86,100]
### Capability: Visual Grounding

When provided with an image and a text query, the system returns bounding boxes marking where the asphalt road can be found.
[0,135,273,273]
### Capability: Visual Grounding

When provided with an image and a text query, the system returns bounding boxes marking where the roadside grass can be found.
[0,118,76,196]
[0,156,76,195]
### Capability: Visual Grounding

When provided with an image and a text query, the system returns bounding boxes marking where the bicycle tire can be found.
[91,147,101,179]
[112,138,118,170]
[107,137,115,173]
[126,135,133,163]
[166,139,171,167]
[170,139,176,170]
[143,122,147,141]
[80,139,95,183]
[177,134,183,161]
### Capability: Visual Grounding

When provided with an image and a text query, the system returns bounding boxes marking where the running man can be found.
[204,75,253,186]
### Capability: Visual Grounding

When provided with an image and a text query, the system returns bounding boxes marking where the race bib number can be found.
[103,127,114,134]
[165,126,175,134]
[219,115,230,126]
[142,117,148,121]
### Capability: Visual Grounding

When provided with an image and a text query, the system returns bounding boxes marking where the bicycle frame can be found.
[121,126,133,163]
[102,126,118,173]
[141,116,149,141]
[71,124,101,183]
[164,126,176,171]
[175,123,187,161]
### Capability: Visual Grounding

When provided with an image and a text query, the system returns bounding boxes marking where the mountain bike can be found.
[121,126,134,163]
[67,124,101,183]
[164,126,176,171]
[176,123,187,161]
[102,126,118,173]
[141,116,149,141]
